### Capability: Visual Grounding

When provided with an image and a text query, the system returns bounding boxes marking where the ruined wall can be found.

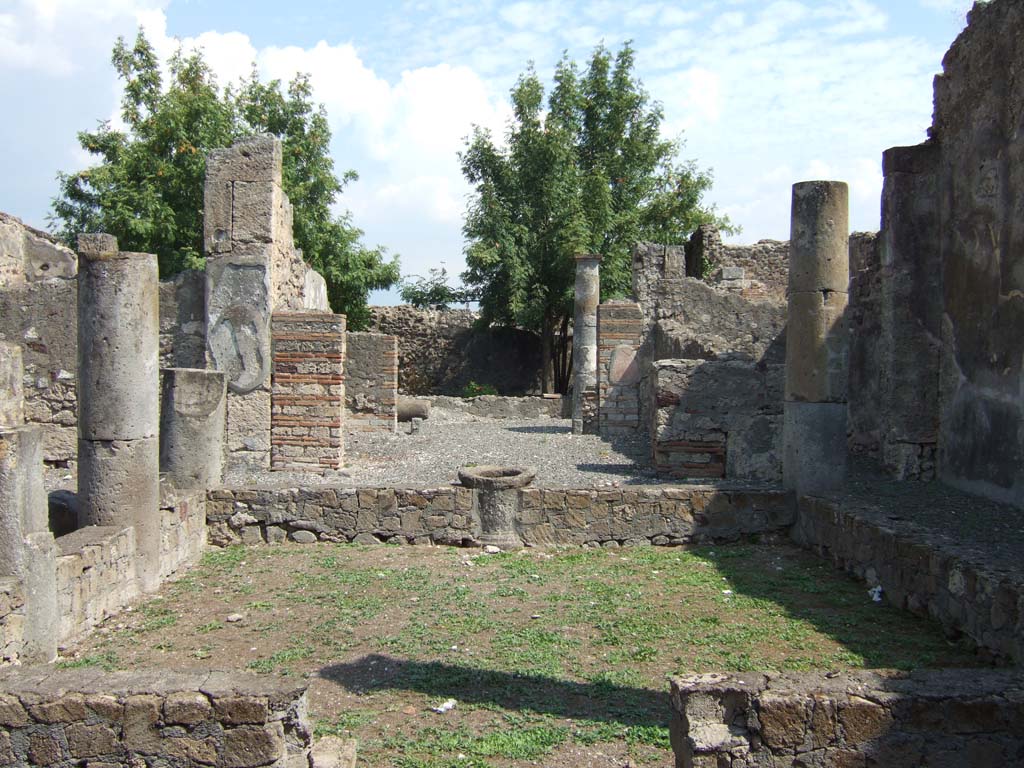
[0,580,24,665]
[632,260,788,481]
[368,306,542,395]
[846,232,884,456]
[345,332,398,432]
[207,485,791,549]
[651,359,783,481]
[931,0,1024,505]
[0,212,77,286]
[670,669,1024,768]
[681,225,790,296]
[0,668,312,768]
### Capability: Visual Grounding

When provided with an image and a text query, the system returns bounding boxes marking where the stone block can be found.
[222,722,285,768]
[204,179,234,254]
[207,136,282,185]
[206,256,272,395]
[164,691,212,725]
[67,722,118,758]
[232,181,279,244]
[214,695,269,725]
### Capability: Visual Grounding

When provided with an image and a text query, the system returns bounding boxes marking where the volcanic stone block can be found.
[789,181,850,293]
[160,368,227,488]
[784,289,849,403]
[77,249,160,441]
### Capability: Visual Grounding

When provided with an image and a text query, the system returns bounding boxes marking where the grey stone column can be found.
[0,341,57,663]
[77,234,162,592]
[783,181,850,496]
[160,368,227,488]
[572,253,602,434]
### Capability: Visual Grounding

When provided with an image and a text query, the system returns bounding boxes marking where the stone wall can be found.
[0,668,313,768]
[345,332,398,432]
[931,0,1024,505]
[793,493,1024,664]
[270,313,346,472]
[207,485,791,548]
[683,225,790,297]
[368,306,542,395]
[597,301,643,437]
[651,359,783,481]
[670,669,1024,768]
[54,489,205,645]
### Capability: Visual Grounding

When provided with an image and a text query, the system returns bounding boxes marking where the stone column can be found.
[160,368,227,488]
[77,234,162,592]
[0,341,58,663]
[572,253,601,434]
[783,181,850,496]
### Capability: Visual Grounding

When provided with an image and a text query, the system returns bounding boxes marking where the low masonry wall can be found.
[793,495,1024,664]
[0,667,313,768]
[206,486,792,548]
[669,669,1024,767]
[428,395,563,419]
[54,489,205,645]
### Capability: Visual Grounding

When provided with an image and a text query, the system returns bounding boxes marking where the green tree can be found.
[460,43,729,392]
[399,267,475,309]
[50,30,398,329]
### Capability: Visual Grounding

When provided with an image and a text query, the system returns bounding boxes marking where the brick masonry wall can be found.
[793,495,1024,663]
[670,669,1024,767]
[345,332,398,432]
[207,485,792,548]
[0,668,311,768]
[597,301,644,437]
[270,312,346,472]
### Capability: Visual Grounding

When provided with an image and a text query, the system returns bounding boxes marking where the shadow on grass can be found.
[318,654,669,728]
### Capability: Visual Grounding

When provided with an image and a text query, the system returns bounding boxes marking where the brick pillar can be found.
[271,313,346,472]
[597,301,644,437]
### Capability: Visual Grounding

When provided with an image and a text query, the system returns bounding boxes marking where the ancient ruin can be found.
[0,1,1021,765]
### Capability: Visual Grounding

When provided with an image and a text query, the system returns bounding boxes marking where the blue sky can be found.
[1,0,975,303]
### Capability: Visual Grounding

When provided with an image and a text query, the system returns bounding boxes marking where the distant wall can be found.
[345,332,398,432]
[683,224,790,297]
[368,306,542,395]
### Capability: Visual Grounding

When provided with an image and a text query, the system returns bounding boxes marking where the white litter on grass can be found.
[722,590,733,596]
[432,699,457,714]
[868,585,884,603]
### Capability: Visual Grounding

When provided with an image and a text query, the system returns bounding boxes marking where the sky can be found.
[0,0,976,304]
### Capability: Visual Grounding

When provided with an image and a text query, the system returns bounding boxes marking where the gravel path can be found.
[343,409,663,488]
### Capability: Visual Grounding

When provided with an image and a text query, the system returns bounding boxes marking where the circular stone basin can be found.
[457,465,537,491]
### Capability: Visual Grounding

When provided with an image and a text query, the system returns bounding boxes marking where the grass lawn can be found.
[64,541,984,767]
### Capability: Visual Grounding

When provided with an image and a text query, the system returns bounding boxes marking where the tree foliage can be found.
[50,30,398,329]
[399,267,475,309]
[460,43,729,392]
